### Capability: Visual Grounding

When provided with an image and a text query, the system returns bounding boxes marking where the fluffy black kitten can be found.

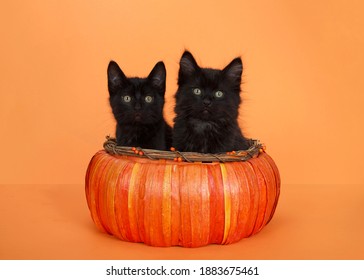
[107,60,172,150]
[173,51,250,153]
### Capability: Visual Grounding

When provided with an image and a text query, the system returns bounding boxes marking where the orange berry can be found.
[170,147,176,152]
[138,151,144,156]
[131,147,136,151]
[173,157,178,161]
[177,157,183,162]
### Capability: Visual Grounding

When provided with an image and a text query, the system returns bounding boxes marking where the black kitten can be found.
[107,60,172,150]
[172,51,249,153]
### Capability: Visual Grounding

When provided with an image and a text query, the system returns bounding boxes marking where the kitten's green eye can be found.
[215,90,224,98]
[193,88,202,95]
[123,95,132,102]
[145,96,154,103]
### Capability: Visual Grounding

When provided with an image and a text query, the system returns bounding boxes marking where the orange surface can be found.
[1,183,363,260]
[1,0,364,260]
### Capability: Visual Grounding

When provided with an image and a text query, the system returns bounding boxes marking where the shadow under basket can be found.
[85,137,281,248]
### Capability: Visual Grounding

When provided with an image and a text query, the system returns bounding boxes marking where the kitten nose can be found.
[203,99,212,106]
[134,103,141,110]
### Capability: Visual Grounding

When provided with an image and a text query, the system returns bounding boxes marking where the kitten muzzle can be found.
[134,112,142,122]
[201,109,212,119]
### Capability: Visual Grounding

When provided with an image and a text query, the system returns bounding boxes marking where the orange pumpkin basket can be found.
[85,137,280,247]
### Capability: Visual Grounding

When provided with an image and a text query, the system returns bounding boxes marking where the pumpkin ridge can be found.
[85,151,111,233]
[245,160,262,236]
[259,153,281,222]
[95,153,117,234]
[254,154,278,226]
[161,165,172,246]
[127,162,142,242]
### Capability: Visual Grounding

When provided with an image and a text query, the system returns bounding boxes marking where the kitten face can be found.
[107,61,166,126]
[173,51,249,153]
[175,51,243,123]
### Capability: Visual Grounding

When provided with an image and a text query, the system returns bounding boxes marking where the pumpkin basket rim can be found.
[103,136,264,163]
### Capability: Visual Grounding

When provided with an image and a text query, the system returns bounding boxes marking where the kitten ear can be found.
[107,61,127,95]
[179,51,199,81]
[222,57,243,86]
[148,61,166,93]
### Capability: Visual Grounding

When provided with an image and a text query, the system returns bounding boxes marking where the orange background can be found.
[1,0,364,260]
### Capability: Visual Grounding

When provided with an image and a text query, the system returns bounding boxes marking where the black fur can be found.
[107,60,172,150]
[172,51,249,153]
